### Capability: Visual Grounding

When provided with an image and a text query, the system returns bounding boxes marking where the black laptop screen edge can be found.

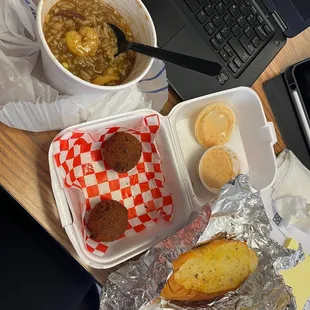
[262,0,310,37]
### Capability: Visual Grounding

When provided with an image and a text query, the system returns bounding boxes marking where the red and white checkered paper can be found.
[52,115,173,256]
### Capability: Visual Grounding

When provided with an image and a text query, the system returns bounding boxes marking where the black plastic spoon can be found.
[109,24,222,77]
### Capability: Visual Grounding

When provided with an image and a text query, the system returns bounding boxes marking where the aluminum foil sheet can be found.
[100,175,304,310]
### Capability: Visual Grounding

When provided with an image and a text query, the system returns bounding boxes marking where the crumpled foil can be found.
[100,175,304,310]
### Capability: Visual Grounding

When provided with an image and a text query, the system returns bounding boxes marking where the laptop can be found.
[142,0,310,100]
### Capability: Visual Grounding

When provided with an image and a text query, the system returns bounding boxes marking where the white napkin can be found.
[266,149,310,253]
[304,300,310,310]
[0,0,168,132]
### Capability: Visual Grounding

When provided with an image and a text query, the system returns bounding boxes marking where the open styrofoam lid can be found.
[167,87,277,207]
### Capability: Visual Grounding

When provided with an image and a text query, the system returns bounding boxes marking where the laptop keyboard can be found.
[182,0,274,79]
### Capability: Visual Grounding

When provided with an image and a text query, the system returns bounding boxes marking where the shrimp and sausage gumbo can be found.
[44,0,135,86]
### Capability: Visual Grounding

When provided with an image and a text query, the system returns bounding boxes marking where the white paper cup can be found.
[37,0,157,95]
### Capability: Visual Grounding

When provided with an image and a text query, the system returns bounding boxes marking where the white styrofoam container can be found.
[49,87,277,268]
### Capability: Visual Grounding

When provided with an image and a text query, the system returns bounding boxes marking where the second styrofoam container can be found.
[37,0,156,95]
[49,87,277,268]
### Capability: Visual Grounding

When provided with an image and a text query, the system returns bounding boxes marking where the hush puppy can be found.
[87,200,128,242]
[102,132,142,173]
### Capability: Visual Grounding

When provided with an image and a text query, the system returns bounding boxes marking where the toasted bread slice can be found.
[161,239,258,301]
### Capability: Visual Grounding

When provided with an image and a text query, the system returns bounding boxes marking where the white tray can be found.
[48,87,277,268]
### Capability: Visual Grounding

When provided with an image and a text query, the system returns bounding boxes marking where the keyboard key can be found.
[229,37,249,62]
[264,24,271,34]
[250,5,257,15]
[229,4,239,16]
[254,25,267,40]
[204,4,215,16]
[234,57,242,68]
[220,26,230,38]
[196,10,208,23]
[224,44,234,56]
[239,4,249,15]
[212,15,223,27]
[232,24,242,36]
[237,15,246,27]
[184,0,200,12]
[244,0,251,5]
[198,0,207,4]
[223,14,234,26]
[220,49,230,61]
[228,61,238,73]
[210,0,218,3]
[244,25,254,37]
[215,32,225,44]
[205,22,216,35]
[257,15,264,24]
[239,34,255,55]
[217,71,229,85]
[222,0,232,5]
[216,2,226,15]
[210,38,220,50]
[233,0,242,4]
[247,14,256,25]
[251,36,260,48]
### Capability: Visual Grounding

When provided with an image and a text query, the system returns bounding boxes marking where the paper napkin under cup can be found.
[261,149,310,309]
[266,149,310,254]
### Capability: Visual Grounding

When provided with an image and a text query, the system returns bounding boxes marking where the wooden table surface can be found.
[1,28,310,285]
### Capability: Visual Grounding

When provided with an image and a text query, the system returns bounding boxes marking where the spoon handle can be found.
[130,42,222,77]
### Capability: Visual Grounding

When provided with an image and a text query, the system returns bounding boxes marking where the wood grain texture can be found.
[1,29,310,284]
